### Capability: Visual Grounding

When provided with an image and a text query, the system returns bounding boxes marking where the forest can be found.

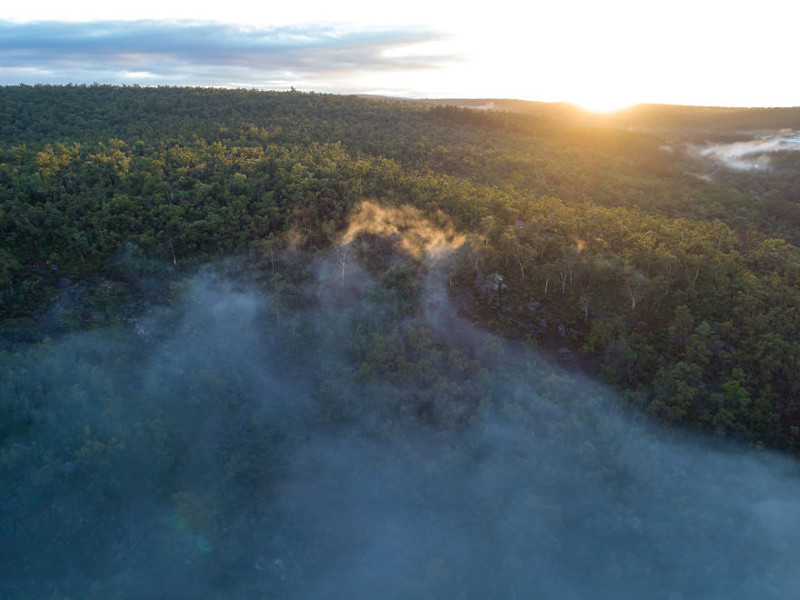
[2,85,800,599]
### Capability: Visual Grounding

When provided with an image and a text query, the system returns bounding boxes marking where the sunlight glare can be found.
[574,95,633,113]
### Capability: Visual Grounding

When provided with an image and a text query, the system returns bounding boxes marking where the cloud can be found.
[0,20,456,90]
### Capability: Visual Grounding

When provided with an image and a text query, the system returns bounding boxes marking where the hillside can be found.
[2,84,800,449]
[2,84,800,599]
[418,97,800,137]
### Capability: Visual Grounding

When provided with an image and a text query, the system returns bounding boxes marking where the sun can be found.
[573,95,634,113]
[565,80,639,113]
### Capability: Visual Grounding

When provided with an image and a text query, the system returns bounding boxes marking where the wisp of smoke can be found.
[341,200,467,264]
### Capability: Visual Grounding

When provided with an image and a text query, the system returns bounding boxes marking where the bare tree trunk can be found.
[338,245,351,287]
[579,295,589,322]
[628,287,642,311]
[539,238,549,261]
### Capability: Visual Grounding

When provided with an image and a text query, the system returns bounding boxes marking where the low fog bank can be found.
[2,227,800,599]
[689,136,800,171]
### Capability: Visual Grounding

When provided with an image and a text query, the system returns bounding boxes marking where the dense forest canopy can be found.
[2,85,800,598]
[421,98,800,137]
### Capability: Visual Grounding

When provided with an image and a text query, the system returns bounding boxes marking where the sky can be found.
[0,0,797,110]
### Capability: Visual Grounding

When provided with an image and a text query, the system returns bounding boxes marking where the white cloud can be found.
[0,0,797,106]
[0,20,457,93]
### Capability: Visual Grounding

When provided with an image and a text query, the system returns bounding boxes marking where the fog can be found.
[689,137,800,171]
[2,218,800,599]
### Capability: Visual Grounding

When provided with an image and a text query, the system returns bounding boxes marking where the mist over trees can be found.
[2,85,800,598]
[3,243,800,599]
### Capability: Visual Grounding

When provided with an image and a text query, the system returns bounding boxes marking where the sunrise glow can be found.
[1,0,797,108]
[573,96,634,114]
